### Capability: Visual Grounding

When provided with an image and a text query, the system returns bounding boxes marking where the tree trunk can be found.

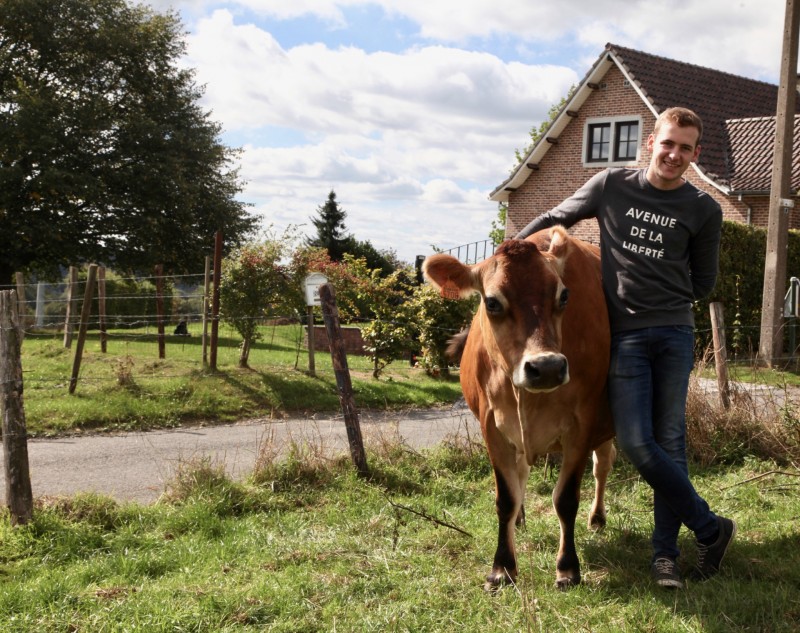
[239,338,250,368]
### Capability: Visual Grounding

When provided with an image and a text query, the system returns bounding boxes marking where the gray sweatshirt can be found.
[515,168,722,333]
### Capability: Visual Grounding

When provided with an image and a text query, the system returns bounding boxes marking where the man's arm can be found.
[689,203,723,299]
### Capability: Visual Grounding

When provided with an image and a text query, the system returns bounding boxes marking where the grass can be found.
[17,323,463,436]
[1,435,799,632]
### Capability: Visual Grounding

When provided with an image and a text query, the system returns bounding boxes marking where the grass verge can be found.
[1,431,799,632]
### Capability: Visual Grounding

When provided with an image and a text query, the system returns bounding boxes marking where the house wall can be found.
[505,65,800,243]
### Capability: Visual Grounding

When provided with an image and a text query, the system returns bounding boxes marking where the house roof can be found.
[490,43,800,202]
[724,115,800,193]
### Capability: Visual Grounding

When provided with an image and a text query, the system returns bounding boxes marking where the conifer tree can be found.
[307,190,351,261]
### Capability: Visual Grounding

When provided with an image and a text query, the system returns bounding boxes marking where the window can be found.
[584,117,641,166]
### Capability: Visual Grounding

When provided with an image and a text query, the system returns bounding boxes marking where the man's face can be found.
[646,121,701,190]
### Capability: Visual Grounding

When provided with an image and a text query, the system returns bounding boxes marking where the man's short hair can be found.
[654,107,704,144]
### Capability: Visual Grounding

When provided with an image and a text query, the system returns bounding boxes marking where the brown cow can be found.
[423,226,615,590]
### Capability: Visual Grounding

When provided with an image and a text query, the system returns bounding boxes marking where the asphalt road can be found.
[1,403,481,506]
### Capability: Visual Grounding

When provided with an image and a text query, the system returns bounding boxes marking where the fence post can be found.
[210,231,222,371]
[155,264,166,359]
[202,255,210,367]
[319,283,369,477]
[709,302,731,409]
[69,264,98,394]
[63,266,78,348]
[14,273,26,338]
[0,290,34,525]
[98,267,107,353]
[35,282,45,328]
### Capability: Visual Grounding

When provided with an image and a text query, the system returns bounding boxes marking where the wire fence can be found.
[6,268,800,393]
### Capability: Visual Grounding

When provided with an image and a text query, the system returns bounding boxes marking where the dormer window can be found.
[584,116,641,167]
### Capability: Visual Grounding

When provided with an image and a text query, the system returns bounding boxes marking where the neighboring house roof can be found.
[490,43,800,201]
[724,115,800,193]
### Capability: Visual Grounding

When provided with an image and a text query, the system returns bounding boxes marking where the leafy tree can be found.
[489,204,507,246]
[344,237,398,277]
[307,190,351,262]
[0,0,255,285]
[405,284,476,377]
[219,230,299,368]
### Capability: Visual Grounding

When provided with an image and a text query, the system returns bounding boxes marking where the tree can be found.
[307,190,351,262]
[0,0,256,285]
[219,230,300,368]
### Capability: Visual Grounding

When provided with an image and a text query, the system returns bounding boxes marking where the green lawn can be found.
[18,323,463,436]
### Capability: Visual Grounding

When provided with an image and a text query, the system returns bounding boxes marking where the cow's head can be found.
[423,227,572,392]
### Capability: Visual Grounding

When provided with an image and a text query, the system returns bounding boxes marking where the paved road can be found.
[1,404,480,506]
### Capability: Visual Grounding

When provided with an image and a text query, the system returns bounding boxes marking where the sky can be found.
[144,0,792,265]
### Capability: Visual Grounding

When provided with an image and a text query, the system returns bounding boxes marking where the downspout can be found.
[738,194,753,225]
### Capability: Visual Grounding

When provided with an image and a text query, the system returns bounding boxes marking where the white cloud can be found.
[156,0,790,263]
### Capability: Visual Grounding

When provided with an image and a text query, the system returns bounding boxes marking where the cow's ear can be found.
[422,254,475,300]
[547,226,570,274]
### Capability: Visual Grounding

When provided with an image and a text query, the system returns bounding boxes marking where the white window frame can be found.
[582,115,642,168]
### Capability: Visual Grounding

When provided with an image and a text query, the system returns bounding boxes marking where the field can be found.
[2,325,800,631]
[17,323,464,436]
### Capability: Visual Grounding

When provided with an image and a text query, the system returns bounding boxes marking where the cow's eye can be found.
[484,296,503,314]
[558,288,569,309]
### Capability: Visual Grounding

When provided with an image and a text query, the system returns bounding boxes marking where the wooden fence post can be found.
[319,283,369,477]
[155,264,166,359]
[14,273,26,338]
[210,231,222,371]
[98,267,107,353]
[0,290,34,525]
[202,255,210,367]
[63,266,78,348]
[709,302,731,409]
[69,264,98,394]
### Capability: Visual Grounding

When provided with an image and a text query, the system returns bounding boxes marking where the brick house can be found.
[491,43,800,243]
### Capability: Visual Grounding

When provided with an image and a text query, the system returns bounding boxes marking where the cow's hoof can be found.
[484,569,515,592]
[588,512,607,531]
[555,574,581,591]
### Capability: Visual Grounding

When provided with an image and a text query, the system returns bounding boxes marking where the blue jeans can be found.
[609,326,718,561]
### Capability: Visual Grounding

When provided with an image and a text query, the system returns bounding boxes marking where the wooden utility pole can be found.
[758,0,800,367]
[319,283,368,477]
[0,290,34,525]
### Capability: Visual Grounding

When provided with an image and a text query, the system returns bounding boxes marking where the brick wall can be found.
[505,65,800,242]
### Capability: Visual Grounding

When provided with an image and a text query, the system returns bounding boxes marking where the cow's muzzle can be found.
[513,353,569,392]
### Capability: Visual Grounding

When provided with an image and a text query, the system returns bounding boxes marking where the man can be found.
[515,107,735,589]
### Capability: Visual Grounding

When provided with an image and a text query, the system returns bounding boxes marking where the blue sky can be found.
[146,0,790,264]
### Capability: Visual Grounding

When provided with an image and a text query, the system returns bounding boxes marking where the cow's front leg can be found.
[552,451,589,589]
[483,419,526,591]
[486,465,521,590]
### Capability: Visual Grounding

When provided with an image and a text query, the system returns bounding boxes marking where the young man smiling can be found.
[515,107,735,589]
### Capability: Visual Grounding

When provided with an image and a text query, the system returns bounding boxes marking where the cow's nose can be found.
[519,354,569,391]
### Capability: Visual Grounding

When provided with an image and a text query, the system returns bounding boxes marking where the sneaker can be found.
[652,557,683,589]
[691,516,737,581]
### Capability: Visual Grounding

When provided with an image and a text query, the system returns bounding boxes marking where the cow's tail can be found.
[446,327,470,363]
